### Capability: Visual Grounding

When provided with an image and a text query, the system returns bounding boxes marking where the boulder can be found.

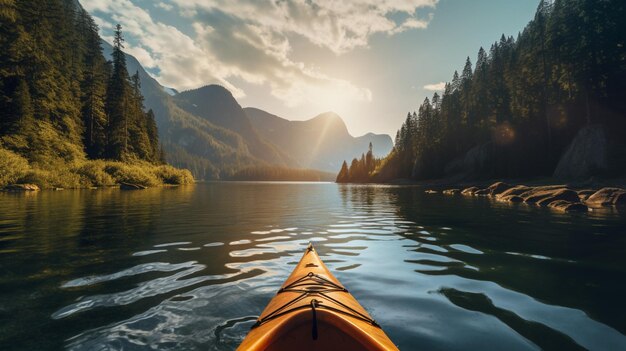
[534,189,581,207]
[585,187,626,208]
[505,195,524,203]
[614,192,626,207]
[522,188,576,205]
[443,189,461,195]
[120,183,148,190]
[577,189,596,202]
[461,186,480,196]
[518,185,566,199]
[548,200,589,213]
[1,184,40,192]
[443,143,495,179]
[475,189,491,196]
[487,182,513,196]
[496,185,531,200]
[553,124,609,180]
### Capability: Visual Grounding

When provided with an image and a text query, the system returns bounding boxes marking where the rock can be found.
[496,185,531,200]
[577,189,596,201]
[443,143,495,179]
[486,182,513,196]
[120,183,148,190]
[53,187,64,191]
[518,185,566,200]
[425,190,438,194]
[443,189,461,195]
[475,189,491,196]
[548,200,589,213]
[585,187,626,208]
[614,192,626,207]
[523,188,577,205]
[461,186,480,196]
[1,184,40,192]
[553,124,609,180]
[534,189,581,207]
[498,194,524,203]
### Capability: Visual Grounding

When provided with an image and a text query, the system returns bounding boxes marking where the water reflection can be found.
[0,183,625,350]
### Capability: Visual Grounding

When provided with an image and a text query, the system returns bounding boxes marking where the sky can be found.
[81,0,540,138]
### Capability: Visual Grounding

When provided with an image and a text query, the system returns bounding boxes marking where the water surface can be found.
[1,182,625,350]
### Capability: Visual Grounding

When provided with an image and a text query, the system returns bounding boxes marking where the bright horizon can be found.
[83,0,539,138]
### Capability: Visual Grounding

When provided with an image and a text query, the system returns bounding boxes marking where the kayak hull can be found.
[237,244,398,351]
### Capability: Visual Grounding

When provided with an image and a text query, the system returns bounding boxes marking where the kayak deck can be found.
[237,243,399,351]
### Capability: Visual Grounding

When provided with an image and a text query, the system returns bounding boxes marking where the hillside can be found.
[340,0,626,183]
[101,42,266,179]
[104,41,391,178]
[0,0,192,189]
[245,108,393,172]
[173,86,292,167]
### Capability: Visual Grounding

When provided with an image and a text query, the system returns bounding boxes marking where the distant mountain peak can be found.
[315,111,342,120]
[246,107,393,172]
[183,84,233,97]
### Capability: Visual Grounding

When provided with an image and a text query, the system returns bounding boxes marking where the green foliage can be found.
[0,0,192,185]
[153,165,194,184]
[336,143,382,183]
[0,147,30,186]
[103,162,160,187]
[20,167,82,189]
[73,160,115,187]
[368,0,626,183]
[336,161,349,183]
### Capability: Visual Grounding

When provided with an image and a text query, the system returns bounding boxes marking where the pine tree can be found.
[106,24,131,160]
[81,10,107,158]
[146,109,160,162]
[336,160,349,183]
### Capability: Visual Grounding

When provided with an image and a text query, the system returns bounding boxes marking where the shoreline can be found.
[384,176,626,190]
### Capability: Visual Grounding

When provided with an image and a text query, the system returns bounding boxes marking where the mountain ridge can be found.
[245,107,393,172]
[101,41,392,178]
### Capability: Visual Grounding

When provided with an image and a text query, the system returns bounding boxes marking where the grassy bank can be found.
[0,147,194,189]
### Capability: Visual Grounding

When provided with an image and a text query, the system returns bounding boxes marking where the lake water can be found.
[1,182,625,350]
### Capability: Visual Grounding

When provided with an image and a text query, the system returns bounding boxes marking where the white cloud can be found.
[155,3,173,11]
[423,82,446,91]
[124,45,158,69]
[170,0,438,54]
[80,0,437,108]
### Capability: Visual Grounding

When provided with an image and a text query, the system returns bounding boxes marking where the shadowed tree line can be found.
[336,142,383,183]
[339,0,626,183]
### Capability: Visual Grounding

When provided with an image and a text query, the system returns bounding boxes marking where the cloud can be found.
[81,0,437,107]
[423,82,446,91]
[155,3,173,11]
[169,0,438,54]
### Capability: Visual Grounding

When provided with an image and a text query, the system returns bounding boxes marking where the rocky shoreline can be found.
[427,182,625,213]
[0,182,167,192]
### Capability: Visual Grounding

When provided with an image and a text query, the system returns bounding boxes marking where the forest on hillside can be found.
[0,0,192,188]
[338,0,626,183]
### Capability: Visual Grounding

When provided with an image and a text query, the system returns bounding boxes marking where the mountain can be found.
[245,108,393,172]
[102,42,283,179]
[173,86,292,166]
[102,44,390,178]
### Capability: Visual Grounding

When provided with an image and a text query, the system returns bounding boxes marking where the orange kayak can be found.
[237,243,399,351]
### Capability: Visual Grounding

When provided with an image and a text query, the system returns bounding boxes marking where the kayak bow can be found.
[237,243,399,351]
